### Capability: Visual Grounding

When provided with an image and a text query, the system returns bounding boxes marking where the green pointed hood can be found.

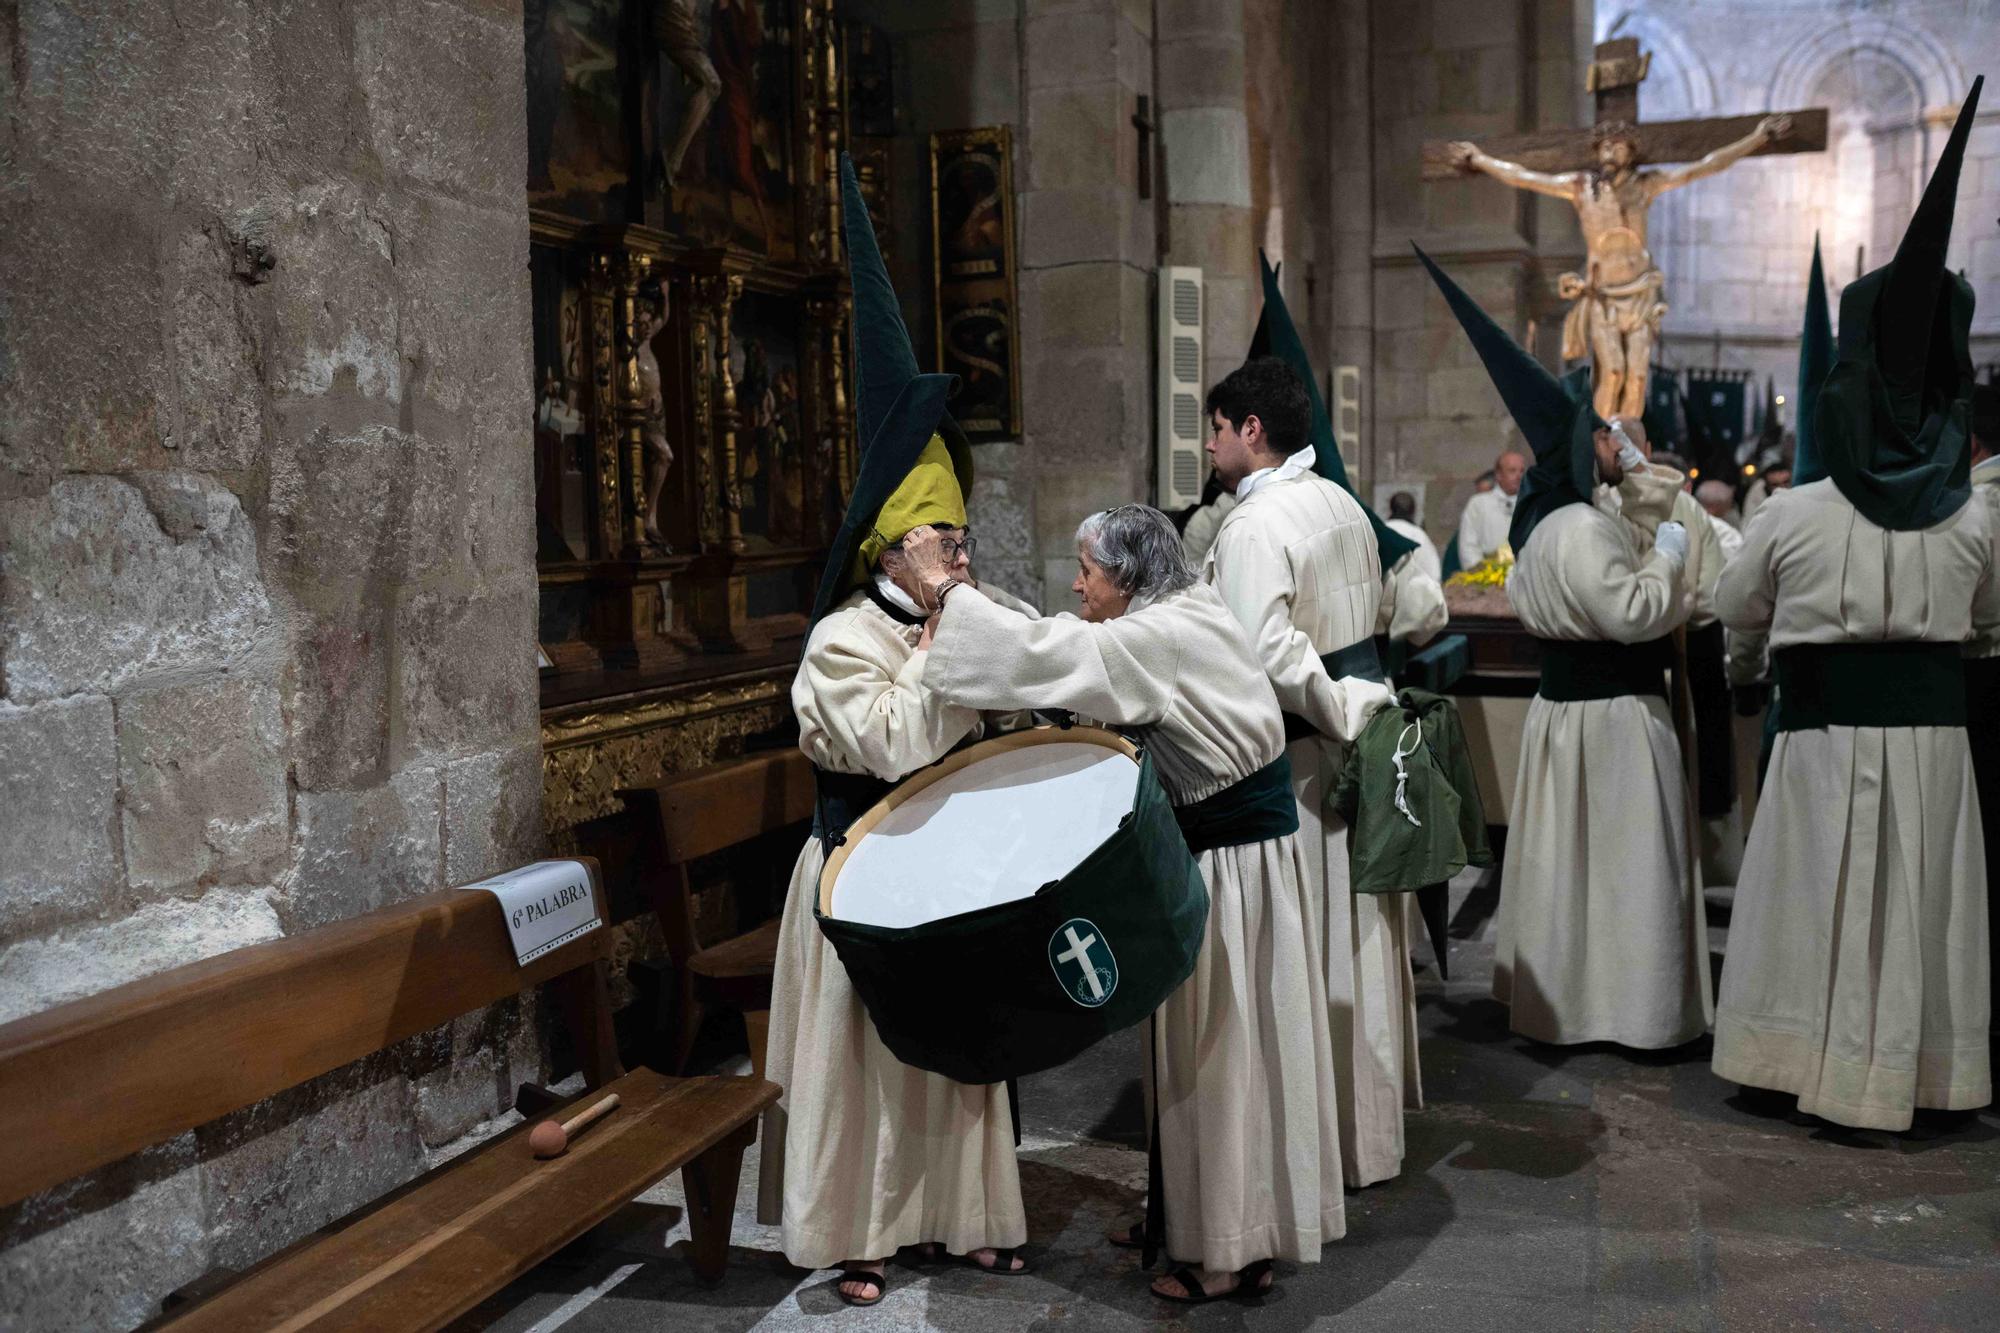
[1247,251,1418,570]
[1813,77,1981,531]
[1793,235,1835,485]
[1415,245,1603,553]
[811,154,975,621]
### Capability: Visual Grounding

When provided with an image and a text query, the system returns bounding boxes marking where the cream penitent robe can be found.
[1495,499,1711,1048]
[926,581,1346,1271]
[1711,479,1999,1130]
[762,584,1039,1270]
[1205,472,1413,1188]
[1386,517,1444,583]
[1377,548,1449,648]
[1456,486,1516,566]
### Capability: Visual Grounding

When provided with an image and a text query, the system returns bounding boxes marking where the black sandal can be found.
[1152,1259,1275,1304]
[835,1269,886,1307]
[914,1242,1033,1276]
[1106,1221,1146,1250]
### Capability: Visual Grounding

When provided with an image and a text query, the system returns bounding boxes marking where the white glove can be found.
[1654,520,1689,569]
[1609,422,1647,474]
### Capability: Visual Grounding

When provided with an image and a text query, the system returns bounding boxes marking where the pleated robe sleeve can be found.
[1210,516,1387,741]
[793,606,980,781]
[1543,506,1687,643]
[924,585,1176,728]
[1713,495,1782,638]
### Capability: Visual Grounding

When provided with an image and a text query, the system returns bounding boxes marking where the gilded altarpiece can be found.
[527,0,862,844]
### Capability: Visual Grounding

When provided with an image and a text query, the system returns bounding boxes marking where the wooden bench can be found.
[582,748,816,1077]
[0,860,779,1331]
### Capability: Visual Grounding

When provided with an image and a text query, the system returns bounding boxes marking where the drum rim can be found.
[817,724,1140,918]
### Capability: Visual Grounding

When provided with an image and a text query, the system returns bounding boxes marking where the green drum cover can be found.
[814,748,1209,1085]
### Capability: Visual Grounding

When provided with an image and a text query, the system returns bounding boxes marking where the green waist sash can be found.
[1535,636,1672,703]
[1172,752,1299,854]
[1281,639,1386,742]
[1774,642,1966,730]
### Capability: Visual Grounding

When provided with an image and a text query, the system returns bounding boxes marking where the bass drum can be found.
[815,725,1208,1085]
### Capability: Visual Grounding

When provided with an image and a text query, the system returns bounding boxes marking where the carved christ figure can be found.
[1448,113,1792,419]
[636,279,675,551]
[656,0,720,192]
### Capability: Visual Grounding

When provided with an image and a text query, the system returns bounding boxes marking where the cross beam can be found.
[1421,36,1828,180]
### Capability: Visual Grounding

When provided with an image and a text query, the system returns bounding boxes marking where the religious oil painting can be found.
[525,0,633,221]
[530,241,596,563]
[656,0,800,260]
[931,127,1023,440]
[730,287,811,551]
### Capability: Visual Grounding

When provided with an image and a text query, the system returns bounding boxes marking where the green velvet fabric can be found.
[1793,237,1836,485]
[810,154,975,622]
[1414,245,1603,554]
[1774,643,1967,730]
[814,747,1209,1084]
[1534,636,1674,702]
[1171,752,1300,855]
[1814,79,1982,532]
[1248,251,1419,570]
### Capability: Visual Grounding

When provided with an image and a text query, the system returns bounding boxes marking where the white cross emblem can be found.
[1056,926,1103,999]
[1047,917,1118,1008]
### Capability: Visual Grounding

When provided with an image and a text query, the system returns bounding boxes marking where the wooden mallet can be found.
[529,1093,621,1159]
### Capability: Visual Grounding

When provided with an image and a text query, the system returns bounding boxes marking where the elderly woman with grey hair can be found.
[902,504,1346,1304]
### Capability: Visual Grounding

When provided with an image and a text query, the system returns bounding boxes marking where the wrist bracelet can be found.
[931,577,959,609]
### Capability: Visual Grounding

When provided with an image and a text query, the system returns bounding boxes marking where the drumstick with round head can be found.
[529,1093,621,1159]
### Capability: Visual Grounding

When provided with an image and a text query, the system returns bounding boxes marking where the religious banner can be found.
[1641,365,1684,454]
[931,127,1023,440]
[1684,370,1750,477]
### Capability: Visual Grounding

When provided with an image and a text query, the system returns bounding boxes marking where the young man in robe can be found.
[1420,246,1709,1052]
[1712,83,1999,1130]
[905,505,1344,1304]
[760,157,1037,1306]
[1202,254,1433,1187]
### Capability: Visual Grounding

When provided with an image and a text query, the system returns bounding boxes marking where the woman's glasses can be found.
[895,534,977,561]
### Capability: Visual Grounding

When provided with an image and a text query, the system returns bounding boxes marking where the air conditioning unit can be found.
[1156,266,1205,509]
[1332,364,1363,475]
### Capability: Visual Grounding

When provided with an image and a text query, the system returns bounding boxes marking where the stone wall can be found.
[1341,0,1593,544]
[0,2,545,1327]
[1600,0,2000,436]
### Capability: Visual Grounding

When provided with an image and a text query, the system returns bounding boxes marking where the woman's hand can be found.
[900,525,952,586]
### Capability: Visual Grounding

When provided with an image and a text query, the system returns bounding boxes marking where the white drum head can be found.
[828,739,1139,929]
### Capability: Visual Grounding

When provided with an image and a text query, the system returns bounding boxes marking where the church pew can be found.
[0,860,779,1330]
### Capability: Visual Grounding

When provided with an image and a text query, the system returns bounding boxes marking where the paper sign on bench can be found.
[471,860,602,966]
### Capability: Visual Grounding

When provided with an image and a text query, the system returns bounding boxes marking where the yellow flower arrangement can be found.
[1445,546,1514,589]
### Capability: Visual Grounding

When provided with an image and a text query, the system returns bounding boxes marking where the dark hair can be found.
[1973,383,2000,446]
[1203,356,1311,458]
[1388,491,1418,521]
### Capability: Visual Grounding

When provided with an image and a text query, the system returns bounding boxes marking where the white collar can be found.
[1235,445,1316,500]
[872,572,927,619]
[1973,454,2000,487]
[1491,488,1517,511]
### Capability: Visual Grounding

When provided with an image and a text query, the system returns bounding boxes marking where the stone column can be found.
[1158,0,1256,392]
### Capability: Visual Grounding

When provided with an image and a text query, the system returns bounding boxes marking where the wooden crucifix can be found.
[1422,38,1828,420]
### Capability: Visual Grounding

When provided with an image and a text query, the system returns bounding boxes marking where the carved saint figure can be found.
[1448,114,1792,419]
[636,279,675,551]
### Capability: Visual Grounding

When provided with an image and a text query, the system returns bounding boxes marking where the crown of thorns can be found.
[1593,120,1641,147]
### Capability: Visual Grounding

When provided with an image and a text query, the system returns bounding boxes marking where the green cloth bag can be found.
[1330,689,1493,894]
[815,746,1209,1085]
